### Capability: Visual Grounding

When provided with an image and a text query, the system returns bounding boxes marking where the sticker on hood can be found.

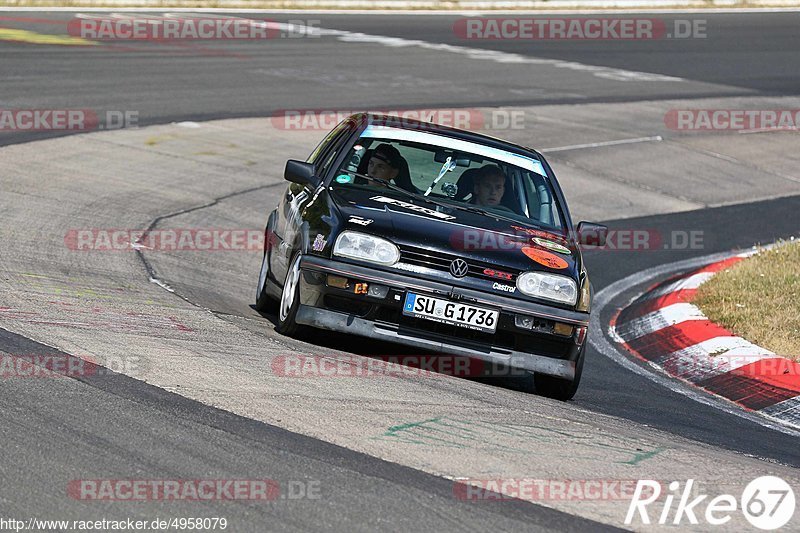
[511,225,568,245]
[521,246,568,270]
[312,234,327,252]
[492,282,516,293]
[532,237,571,255]
[370,196,456,221]
[348,216,373,226]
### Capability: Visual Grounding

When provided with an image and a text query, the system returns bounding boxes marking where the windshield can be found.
[329,127,565,231]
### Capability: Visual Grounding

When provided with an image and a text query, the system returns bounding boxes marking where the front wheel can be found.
[534,344,585,401]
[276,252,303,337]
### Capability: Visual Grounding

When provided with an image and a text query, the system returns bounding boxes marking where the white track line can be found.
[541,135,663,153]
[72,12,686,83]
[313,28,684,82]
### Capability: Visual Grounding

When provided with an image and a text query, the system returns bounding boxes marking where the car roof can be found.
[349,113,545,161]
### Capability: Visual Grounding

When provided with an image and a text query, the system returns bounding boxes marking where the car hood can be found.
[329,187,580,279]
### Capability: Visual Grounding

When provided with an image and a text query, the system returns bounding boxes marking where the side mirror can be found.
[284,160,320,187]
[576,221,608,247]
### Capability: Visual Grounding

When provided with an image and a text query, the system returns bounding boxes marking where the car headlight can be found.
[516,271,578,305]
[333,231,400,266]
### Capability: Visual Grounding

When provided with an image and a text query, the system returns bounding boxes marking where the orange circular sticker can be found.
[521,246,568,269]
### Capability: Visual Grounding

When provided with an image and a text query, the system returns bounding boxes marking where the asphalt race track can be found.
[1,9,799,531]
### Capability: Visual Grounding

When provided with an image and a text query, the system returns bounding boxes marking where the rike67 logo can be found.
[626,476,795,530]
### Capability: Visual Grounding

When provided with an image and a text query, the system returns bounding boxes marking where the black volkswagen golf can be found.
[255,114,607,400]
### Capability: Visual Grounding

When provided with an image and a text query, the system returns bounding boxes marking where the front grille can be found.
[399,246,518,282]
[323,295,372,317]
[376,305,571,359]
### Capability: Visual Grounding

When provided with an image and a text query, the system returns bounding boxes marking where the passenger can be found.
[471,165,506,206]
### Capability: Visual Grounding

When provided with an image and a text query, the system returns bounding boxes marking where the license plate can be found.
[403,293,499,333]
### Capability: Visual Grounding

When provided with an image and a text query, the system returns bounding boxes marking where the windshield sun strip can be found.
[360,125,545,175]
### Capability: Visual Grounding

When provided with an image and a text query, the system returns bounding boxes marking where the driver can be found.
[367,143,403,184]
[472,165,506,206]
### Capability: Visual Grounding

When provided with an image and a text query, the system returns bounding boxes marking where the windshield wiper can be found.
[454,204,565,237]
[447,203,522,225]
[346,171,436,203]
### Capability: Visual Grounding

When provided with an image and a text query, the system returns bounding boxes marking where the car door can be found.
[271,120,354,284]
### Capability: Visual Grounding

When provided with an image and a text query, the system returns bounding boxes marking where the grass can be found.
[694,240,800,362]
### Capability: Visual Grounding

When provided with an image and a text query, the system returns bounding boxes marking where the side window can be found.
[307,129,338,164]
[524,172,563,228]
[317,146,341,179]
[307,120,351,166]
[308,124,354,184]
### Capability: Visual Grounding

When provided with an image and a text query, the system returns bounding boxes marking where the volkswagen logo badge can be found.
[449,258,469,278]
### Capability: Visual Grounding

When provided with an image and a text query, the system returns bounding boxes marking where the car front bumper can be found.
[296,255,589,380]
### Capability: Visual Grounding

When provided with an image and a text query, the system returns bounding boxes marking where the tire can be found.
[533,343,585,401]
[276,252,303,337]
[255,244,277,313]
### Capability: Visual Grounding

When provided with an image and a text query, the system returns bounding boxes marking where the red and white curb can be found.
[609,250,800,430]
